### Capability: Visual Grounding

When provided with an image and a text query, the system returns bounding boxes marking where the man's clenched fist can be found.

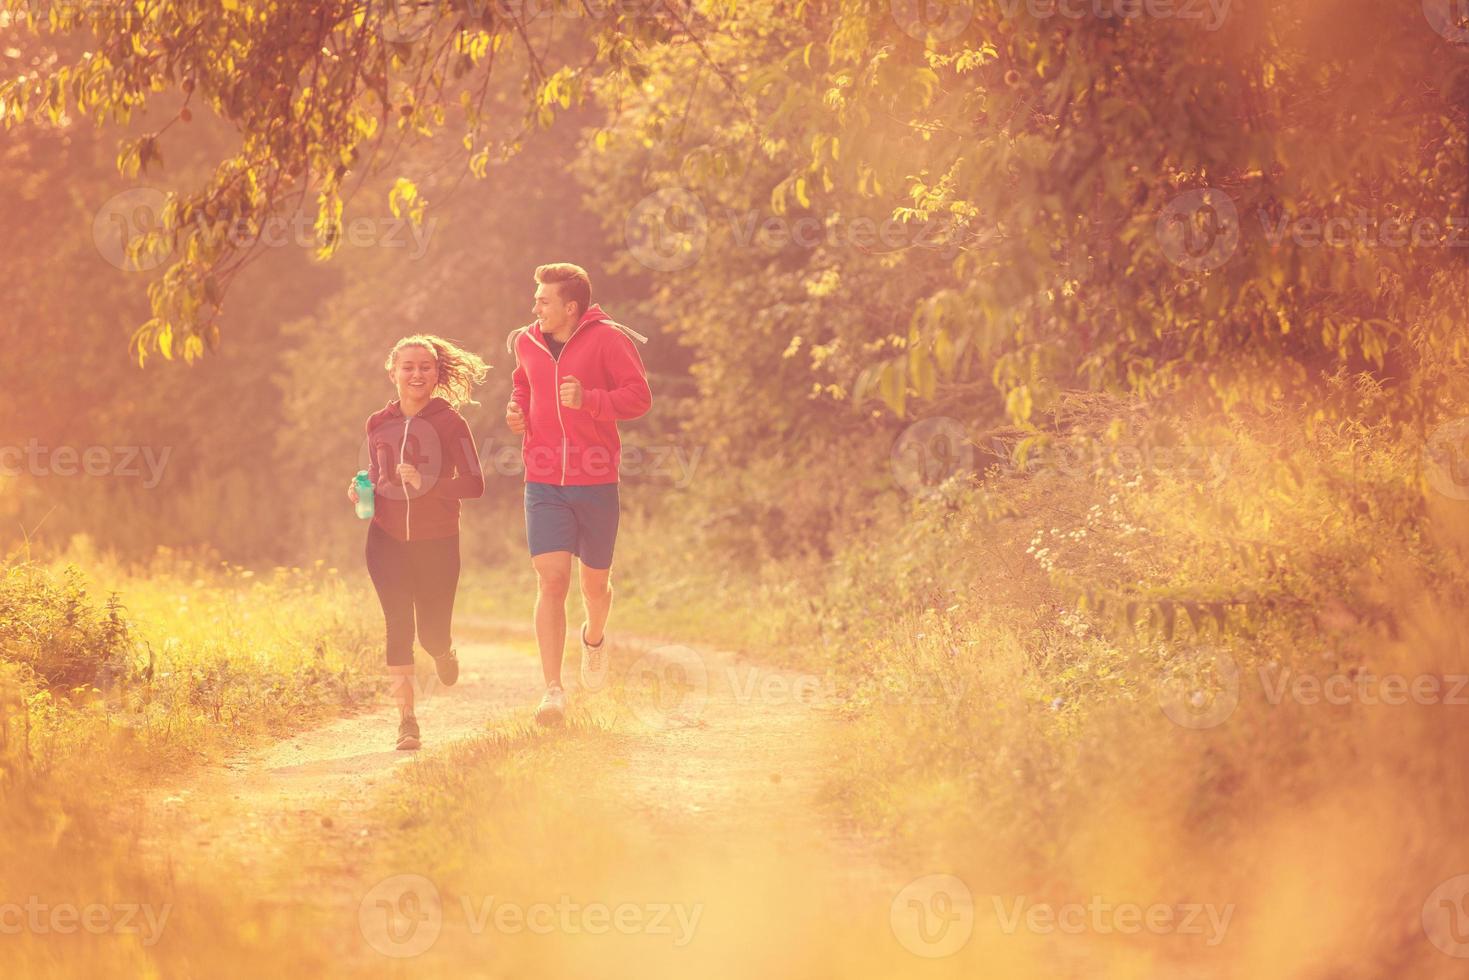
[506,401,526,433]
[559,374,583,410]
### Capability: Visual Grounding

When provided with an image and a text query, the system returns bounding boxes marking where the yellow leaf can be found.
[1005,385,1033,423]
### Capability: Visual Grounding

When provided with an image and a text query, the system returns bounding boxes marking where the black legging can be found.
[365,522,461,667]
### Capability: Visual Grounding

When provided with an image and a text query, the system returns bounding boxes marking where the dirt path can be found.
[131,623,930,977]
[137,632,544,907]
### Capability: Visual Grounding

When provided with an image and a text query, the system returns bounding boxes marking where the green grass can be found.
[0,548,387,978]
[8,407,1469,976]
[443,410,1469,977]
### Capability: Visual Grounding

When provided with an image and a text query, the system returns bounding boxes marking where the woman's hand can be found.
[347,482,360,504]
[397,463,422,490]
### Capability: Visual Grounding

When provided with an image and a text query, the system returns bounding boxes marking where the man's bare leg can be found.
[580,563,612,646]
[533,550,574,687]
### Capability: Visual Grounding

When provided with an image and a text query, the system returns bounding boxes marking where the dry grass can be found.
[5,407,1469,976]
[0,544,382,977]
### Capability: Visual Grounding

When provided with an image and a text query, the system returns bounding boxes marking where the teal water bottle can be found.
[353,470,375,520]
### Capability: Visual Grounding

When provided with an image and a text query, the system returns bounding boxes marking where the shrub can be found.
[0,563,131,689]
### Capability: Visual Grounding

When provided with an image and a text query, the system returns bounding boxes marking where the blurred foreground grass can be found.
[4,406,1469,976]
[0,547,381,975]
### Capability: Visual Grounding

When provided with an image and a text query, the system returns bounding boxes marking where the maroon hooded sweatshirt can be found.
[364,396,484,542]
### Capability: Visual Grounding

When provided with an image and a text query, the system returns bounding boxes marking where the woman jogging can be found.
[347,335,488,750]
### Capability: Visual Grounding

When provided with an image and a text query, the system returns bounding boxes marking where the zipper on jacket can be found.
[525,326,586,487]
[519,316,646,486]
[551,356,568,486]
[401,418,413,541]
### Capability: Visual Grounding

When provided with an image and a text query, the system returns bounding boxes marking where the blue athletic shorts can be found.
[525,481,621,569]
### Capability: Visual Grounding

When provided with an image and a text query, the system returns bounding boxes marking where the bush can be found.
[0,563,131,689]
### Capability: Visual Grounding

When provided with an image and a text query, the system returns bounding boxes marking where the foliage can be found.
[0,0,689,362]
[0,562,130,687]
[7,2,1469,563]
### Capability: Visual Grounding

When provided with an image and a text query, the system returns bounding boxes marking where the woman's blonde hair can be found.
[384,335,490,407]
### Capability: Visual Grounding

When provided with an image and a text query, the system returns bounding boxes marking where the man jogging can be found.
[505,263,652,725]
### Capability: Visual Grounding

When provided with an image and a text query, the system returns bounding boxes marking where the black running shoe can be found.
[431,647,459,687]
[396,715,421,751]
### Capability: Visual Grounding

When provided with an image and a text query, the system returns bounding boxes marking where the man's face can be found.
[533,282,577,337]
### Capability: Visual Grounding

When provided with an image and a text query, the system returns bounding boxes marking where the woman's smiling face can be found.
[391,345,439,402]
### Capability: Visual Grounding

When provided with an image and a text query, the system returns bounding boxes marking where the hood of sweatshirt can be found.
[510,304,649,353]
[380,395,456,420]
[529,303,611,347]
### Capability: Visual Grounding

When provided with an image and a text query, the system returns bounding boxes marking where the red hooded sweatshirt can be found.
[364,396,484,542]
[507,304,652,485]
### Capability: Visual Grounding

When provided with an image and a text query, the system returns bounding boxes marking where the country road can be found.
[124,623,991,978]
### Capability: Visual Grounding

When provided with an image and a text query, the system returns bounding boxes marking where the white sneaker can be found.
[535,685,567,726]
[579,623,609,692]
